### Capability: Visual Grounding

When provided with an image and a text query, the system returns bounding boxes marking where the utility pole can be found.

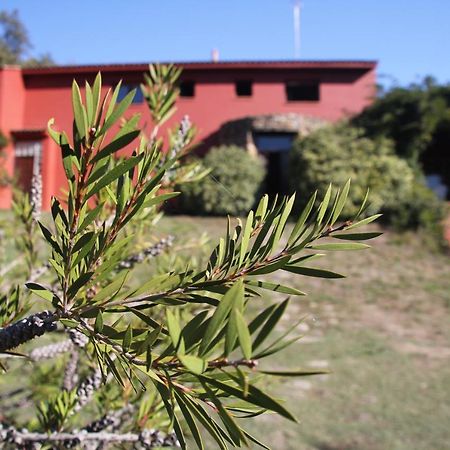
[293,0,301,59]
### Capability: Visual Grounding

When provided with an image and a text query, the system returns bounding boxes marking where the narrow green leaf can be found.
[92,272,127,304]
[333,231,382,241]
[85,81,94,125]
[92,72,102,123]
[38,222,62,255]
[78,203,105,232]
[317,184,332,224]
[283,266,345,278]
[199,375,297,422]
[288,191,317,246]
[124,307,168,335]
[309,243,370,251]
[272,194,295,249]
[48,258,65,278]
[201,382,248,446]
[249,255,291,276]
[181,396,228,450]
[345,214,382,230]
[242,430,271,450]
[59,319,80,328]
[67,272,94,298]
[178,354,207,374]
[92,130,140,163]
[259,369,329,376]
[47,118,61,145]
[154,382,187,450]
[142,192,180,209]
[174,392,204,450]
[224,308,238,357]
[166,309,182,349]
[234,310,252,360]
[85,155,143,200]
[94,311,104,333]
[72,231,95,253]
[354,187,370,219]
[255,194,268,220]
[255,334,303,359]
[199,280,244,356]
[71,80,87,138]
[238,210,253,267]
[331,179,351,224]
[246,280,306,296]
[123,325,132,351]
[100,88,136,135]
[25,283,55,302]
[253,298,289,350]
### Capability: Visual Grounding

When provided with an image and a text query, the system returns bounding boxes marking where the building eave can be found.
[21,60,377,77]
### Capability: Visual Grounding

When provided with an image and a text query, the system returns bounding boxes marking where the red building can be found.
[0,60,376,210]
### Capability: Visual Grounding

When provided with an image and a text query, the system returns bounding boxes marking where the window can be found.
[235,80,252,97]
[180,80,195,97]
[285,82,320,101]
[117,85,144,103]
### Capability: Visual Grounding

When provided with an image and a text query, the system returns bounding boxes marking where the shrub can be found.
[385,180,448,250]
[352,77,450,167]
[0,66,379,449]
[0,130,10,186]
[179,145,266,216]
[289,123,446,232]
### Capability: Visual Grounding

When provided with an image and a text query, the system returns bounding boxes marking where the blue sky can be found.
[3,0,449,87]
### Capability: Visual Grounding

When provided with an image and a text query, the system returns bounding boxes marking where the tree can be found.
[0,9,53,66]
[353,77,450,170]
[0,64,379,449]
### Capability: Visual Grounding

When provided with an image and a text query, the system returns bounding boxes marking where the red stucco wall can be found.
[0,66,26,209]
[0,61,376,210]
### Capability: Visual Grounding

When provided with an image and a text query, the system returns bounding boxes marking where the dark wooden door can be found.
[14,156,34,194]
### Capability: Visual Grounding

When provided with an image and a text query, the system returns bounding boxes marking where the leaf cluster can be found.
[0,64,381,449]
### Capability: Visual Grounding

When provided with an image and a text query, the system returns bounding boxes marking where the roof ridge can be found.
[21,60,377,75]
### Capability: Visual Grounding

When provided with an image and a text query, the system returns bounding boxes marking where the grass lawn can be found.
[158,216,450,450]
[1,214,449,450]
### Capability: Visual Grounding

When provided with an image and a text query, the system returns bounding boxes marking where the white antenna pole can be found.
[293,0,301,59]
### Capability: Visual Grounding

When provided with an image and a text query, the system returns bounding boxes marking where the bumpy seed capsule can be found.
[75,369,102,411]
[0,311,57,352]
[30,339,73,361]
[30,173,42,222]
[118,236,174,270]
[68,329,89,347]
[63,350,80,391]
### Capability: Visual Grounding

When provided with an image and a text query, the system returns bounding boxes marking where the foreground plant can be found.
[0,65,380,449]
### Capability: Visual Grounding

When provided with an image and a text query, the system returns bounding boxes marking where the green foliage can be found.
[353,77,450,165]
[289,123,416,218]
[141,63,181,127]
[0,130,7,149]
[12,188,39,276]
[384,180,447,249]
[0,64,380,449]
[0,130,9,186]
[0,9,54,66]
[179,146,266,216]
[37,390,78,432]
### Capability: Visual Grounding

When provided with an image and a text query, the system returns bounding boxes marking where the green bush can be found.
[0,130,10,186]
[289,123,446,233]
[385,180,447,249]
[179,145,266,216]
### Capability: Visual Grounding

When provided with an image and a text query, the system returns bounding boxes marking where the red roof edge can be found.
[22,60,377,76]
